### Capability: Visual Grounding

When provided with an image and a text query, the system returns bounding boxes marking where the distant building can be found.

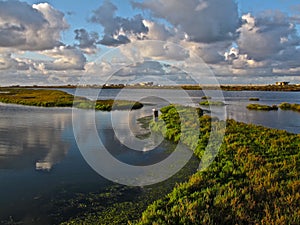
[137,82,154,86]
[275,81,289,86]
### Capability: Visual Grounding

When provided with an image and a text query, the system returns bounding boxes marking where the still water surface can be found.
[0,89,299,223]
[63,88,300,133]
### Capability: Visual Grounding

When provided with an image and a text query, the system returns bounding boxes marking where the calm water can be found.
[0,89,299,224]
[62,88,300,133]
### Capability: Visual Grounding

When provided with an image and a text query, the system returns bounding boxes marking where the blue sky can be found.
[1,0,300,85]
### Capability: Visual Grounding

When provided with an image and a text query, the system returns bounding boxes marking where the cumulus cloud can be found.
[181,40,231,64]
[132,0,239,43]
[0,52,33,71]
[90,0,148,46]
[219,10,300,80]
[273,67,300,75]
[108,61,193,84]
[41,46,87,71]
[74,28,99,54]
[142,20,173,41]
[237,11,300,61]
[0,1,69,51]
[1,0,300,85]
[0,53,19,70]
[119,40,190,62]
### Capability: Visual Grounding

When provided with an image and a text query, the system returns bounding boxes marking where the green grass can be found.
[0,88,143,111]
[134,105,300,225]
[247,103,278,111]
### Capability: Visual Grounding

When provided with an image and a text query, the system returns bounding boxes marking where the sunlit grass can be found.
[0,88,143,111]
[134,105,300,225]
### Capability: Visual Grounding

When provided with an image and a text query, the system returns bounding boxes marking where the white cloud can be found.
[74,29,99,54]
[273,67,300,75]
[118,40,190,62]
[90,1,148,46]
[132,0,239,43]
[0,52,33,71]
[237,12,300,61]
[0,1,69,51]
[41,46,86,71]
[142,20,173,41]
[181,40,230,64]
[1,1,300,85]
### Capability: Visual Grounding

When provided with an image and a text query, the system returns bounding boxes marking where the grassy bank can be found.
[0,88,143,111]
[134,105,300,225]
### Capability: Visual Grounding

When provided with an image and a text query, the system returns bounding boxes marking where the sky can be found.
[1,0,300,85]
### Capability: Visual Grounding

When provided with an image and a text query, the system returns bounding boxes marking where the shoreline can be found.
[1,84,300,92]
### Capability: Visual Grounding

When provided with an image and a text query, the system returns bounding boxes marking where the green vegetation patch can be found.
[0,88,75,107]
[135,104,300,225]
[199,100,225,106]
[0,88,143,111]
[201,96,212,100]
[279,102,300,112]
[249,97,260,101]
[151,105,204,150]
[247,103,278,111]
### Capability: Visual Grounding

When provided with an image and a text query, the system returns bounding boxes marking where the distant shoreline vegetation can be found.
[0,88,143,111]
[2,84,300,91]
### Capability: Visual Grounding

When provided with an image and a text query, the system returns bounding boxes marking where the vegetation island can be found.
[247,103,300,112]
[199,100,225,106]
[279,102,300,112]
[249,97,260,101]
[246,104,278,111]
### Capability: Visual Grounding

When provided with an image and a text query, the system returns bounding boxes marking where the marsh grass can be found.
[135,105,300,225]
[0,88,143,111]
